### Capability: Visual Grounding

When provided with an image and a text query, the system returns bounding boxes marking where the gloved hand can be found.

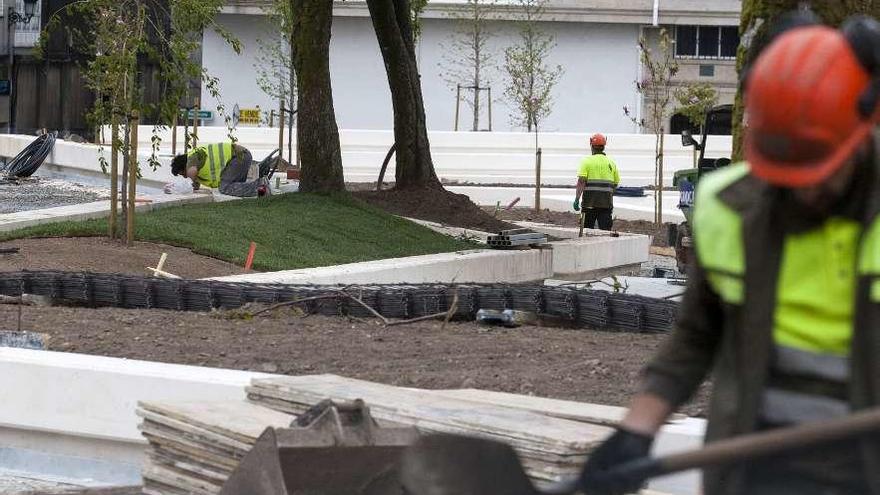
[573,199,581,211]
[578,427,654,495]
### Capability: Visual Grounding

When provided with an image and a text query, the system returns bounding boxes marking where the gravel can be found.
[0,177,108,214]
[639,254,681,277]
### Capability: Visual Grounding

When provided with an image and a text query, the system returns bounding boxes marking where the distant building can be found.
[3,0,741,136]
[207,0,741,133]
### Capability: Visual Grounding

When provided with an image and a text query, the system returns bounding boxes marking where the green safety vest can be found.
[578,153,620,208]
[577,153,620,193]
[694,163,880,424]
[189,142,234,189]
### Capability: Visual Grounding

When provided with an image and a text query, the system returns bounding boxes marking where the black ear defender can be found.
[842,16,880,119]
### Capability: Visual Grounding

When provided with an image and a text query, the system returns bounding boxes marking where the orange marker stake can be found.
[244,242,257,271]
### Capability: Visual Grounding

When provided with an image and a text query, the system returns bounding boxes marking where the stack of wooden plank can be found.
[426,388,686,427]
[246,374,614,481]
[136,400,294,495]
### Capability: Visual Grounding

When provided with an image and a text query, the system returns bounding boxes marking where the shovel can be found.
[401,406,880,495]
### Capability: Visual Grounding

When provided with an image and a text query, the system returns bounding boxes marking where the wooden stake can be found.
[454,85,461,131]
[109,117,119,239]
[278,100,285,158]
[487,86,493,132]
[534,148,542,212]
[156,253,168,273]
[171,113,178,156]
[657,132,665,225]
[191,98,199,149]
[127,111,139,247]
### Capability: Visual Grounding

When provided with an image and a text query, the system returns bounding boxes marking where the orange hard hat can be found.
[590,133,607,147]
[745,25,879,188]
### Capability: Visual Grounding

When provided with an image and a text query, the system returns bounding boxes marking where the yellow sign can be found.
[239,108,261,125]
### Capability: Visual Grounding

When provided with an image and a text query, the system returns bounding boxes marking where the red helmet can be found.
[590,133,607,147]
[745,26,878,188]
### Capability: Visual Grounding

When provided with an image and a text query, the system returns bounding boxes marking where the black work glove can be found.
[578,427,654,495]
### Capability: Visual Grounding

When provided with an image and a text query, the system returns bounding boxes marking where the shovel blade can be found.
[400,434,540,495]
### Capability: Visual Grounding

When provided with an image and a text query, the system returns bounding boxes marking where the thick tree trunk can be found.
[732,1,880,161]
[290,0,344,192]
[366,0,441,189]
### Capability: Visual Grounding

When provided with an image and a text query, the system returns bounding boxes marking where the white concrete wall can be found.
[211,248,554,284]
[201,14,642,133]
[0,348,705,494]
[0,348,273,483]
[113,127,733,186]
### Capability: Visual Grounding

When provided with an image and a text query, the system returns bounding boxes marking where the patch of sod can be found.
[0,193,477,271]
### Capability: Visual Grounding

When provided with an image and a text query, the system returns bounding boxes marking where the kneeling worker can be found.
[170,142,269,197]
[573,133,620,230]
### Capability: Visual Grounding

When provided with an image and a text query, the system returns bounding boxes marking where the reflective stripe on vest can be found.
[191,143,233,189]
[760,388,849,424]
[693,163,749,305]
[585,179,616,193]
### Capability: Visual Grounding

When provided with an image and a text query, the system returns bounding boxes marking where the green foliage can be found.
[439,0,499,131]
[0,194,475,271]
[254,0,296,108]
[674,82,718,130]
[410,0,429,40]
[732,1,879,160]
[502,0,563,132]
[623,28,678,224]
[39,0,240,169]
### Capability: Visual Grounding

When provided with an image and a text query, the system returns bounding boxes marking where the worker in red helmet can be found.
[578,17,880,495]
[573,133,620,230]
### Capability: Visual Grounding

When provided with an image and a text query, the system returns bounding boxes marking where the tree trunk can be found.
[290,0,344,193]
[732,0,880,161]
[366,0,441,189]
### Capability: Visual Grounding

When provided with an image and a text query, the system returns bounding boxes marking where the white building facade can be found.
[202,0,741,134]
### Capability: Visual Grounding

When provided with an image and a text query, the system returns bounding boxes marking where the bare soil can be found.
[353,187,516,233]
[1,303,708,416]
[486,207,677,247]
[0,237,243,279]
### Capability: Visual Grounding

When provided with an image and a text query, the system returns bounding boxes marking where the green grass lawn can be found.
[0,193,476,271]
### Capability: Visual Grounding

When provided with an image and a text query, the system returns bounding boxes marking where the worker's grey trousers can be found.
[218,148,262,197]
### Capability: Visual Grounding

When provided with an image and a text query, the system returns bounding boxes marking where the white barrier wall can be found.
[0,135,175,190]
[100,127,733,186]
[0,348,273,484]
[0,348,704,495]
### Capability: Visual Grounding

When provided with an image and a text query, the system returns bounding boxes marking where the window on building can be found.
[720,26,739,57]
[675,25,739,60]
[670,113,699,136]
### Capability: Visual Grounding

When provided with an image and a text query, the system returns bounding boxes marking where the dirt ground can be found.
[487,207,677,247]
[0,237,243,279]
[0,303,708,416]
[353,187,516,233]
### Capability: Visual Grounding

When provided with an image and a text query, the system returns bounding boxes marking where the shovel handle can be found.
[659,406,880,474]
[546,407,880,494]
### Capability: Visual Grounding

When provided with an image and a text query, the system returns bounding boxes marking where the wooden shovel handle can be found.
[660,407,880,474]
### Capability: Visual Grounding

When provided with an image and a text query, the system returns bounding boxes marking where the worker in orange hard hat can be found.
[573,133,620,230]
[577,15,880,495]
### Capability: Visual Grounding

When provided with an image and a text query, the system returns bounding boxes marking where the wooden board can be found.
[143,463,221,495]
[138,400,294,445]
[247,374,613,481]
[425,389,685,426]
[137,400,296,495]
[248,375,611,454]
